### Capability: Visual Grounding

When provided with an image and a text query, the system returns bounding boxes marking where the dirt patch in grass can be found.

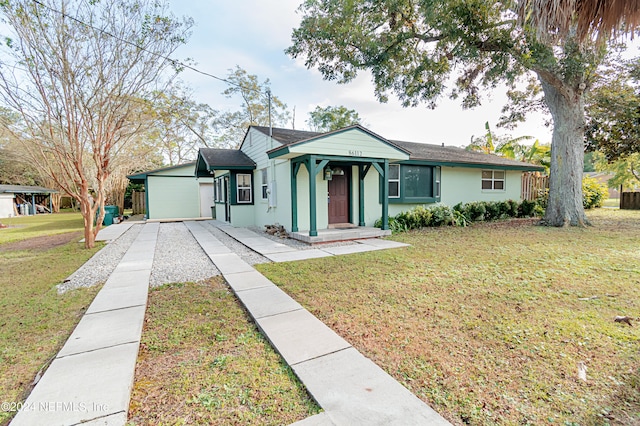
[128,278,320,425]
[257,209,640,425]
[0,231,82,252]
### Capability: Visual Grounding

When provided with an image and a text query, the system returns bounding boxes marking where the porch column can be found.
[381,160,389,230]
[291,162,301,232]
[31,194,36,215]
[308,155,318,237]
[358,164,371,227]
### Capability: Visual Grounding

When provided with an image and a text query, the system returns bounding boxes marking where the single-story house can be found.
[191,125,543,237]
[127,162,215,220]
[0,185,58,218]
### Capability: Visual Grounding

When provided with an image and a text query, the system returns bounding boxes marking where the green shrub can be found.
[582,176,608,209]
[484,202,502,221]
[466,201,487,222]
[452,209,469,227]
[377,198,543,233]
[430,204,454,226]
[519,199,538,217]
[506,200,520,217]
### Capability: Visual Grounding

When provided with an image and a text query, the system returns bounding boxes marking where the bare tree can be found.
[0,0,192,247]
[146,83,219,165]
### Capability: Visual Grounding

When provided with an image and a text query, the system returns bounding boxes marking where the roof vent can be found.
[441,143,445,147]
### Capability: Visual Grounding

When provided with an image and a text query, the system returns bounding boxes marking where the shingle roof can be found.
[199,149,255,169]
[392,140,544,170]
[249,125,542,170]
[0,185,58,194]
[252,126,322,146]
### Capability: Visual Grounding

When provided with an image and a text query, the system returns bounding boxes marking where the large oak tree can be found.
[287,0,635,226]
[0,0,192,247]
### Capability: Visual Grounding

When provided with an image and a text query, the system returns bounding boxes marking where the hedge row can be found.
[375,199,543,232]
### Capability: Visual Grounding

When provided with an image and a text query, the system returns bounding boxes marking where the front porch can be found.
[290,226,391,244]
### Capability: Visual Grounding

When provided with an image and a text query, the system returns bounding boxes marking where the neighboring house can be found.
[0,185,58,218]
[127,162,215,220]
[193,125,543,237]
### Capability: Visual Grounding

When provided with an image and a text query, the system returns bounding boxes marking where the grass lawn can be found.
[602,198,621,208]
[0,213,101,425]
[0,212,89,245]
[257,209,640,425]
[128,278,320,425]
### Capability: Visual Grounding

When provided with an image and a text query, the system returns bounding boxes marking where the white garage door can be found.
[199,183,214,218]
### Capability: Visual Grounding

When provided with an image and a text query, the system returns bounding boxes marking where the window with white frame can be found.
[214,177,224,202]
[481,170,505,190]
[236,174,252,203]
[261,168,268,200]
[388,164,400,198]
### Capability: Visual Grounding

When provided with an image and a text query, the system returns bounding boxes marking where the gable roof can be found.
[196,148,256,177]
[393,140,545,171]
[128,162,196,183]
[251,126,322,146]
[266,124,411,159]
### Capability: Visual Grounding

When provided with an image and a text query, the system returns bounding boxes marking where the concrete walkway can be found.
[186,221,450,425]
[10,223,159,426]
[213,220,409,262]
[12,220,448,426]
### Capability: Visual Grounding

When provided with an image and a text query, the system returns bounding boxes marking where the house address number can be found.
[348,150,363,157]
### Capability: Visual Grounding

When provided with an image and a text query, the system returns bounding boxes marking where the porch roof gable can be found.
[267,125,411,161]
[196,149,256,177]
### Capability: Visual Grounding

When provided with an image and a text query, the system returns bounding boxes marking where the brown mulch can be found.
[0,231,83,252]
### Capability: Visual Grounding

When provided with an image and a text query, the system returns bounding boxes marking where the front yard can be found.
[0,213,101,426]
[257,209,640,425]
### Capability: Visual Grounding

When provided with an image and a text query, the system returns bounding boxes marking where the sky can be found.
[169,0,553,147]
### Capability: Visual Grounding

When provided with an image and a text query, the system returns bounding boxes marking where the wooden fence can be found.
[621,192,640,210]
[132,191,145,215]
[521,172,549,201]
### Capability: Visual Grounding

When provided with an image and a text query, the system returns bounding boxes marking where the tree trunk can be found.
[537,74,588,227]
[78,182,103,249]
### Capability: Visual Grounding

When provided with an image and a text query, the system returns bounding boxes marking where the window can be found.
[482,170,505,191]
[388,164,400,198]
[404,165,433,199]
[236,174,252,203]
[214,177,224,202]
[261,168,268,200]
[382,164,440,203]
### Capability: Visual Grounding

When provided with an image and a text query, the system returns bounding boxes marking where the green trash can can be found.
[105,205,119,217]
[103,212,114,226]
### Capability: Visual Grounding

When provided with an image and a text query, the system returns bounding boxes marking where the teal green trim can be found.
[291,162,301,232]
[346,167,353,224]
[317,159,330,174]
[128,162,197,180]
[268,145,290,159]
[381,160,389,230]
[389,197,438,204]
[308,155,317,237]
[144,177,149,218]
[229,171,254,206]
[399,159,543,172]
[358,165,367,226]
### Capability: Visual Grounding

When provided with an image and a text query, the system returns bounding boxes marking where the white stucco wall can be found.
[440,167,522,205]
[0,194,15,218]
[385,166,524,219]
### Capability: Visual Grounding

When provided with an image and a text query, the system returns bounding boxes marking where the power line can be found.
[30,0,264,96]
